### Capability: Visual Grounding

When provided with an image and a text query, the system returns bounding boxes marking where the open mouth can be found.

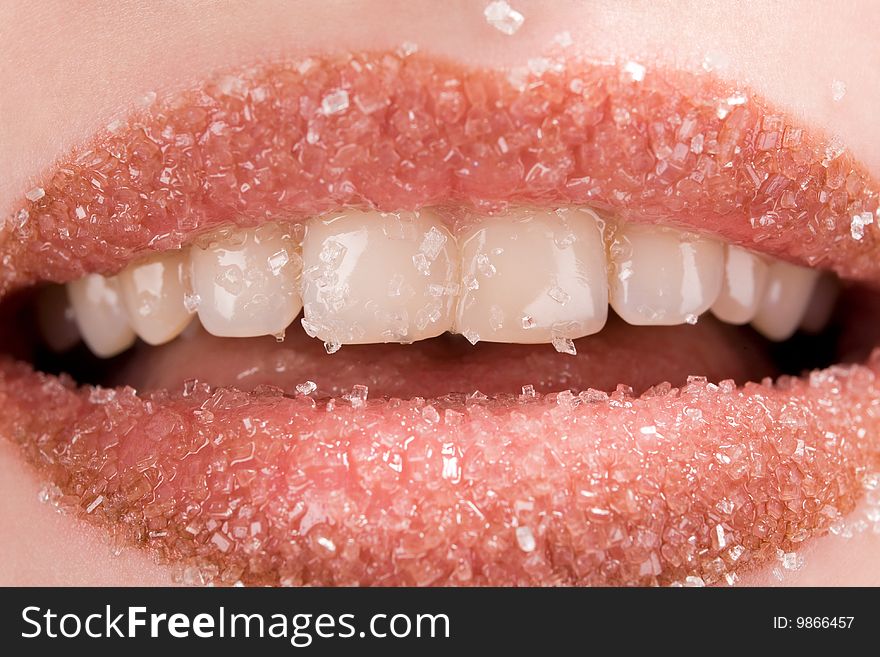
[2,51,879,586]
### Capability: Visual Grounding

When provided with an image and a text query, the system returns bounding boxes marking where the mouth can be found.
[2,50,880,586]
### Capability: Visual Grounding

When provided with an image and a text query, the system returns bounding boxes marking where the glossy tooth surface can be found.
[67,274,136,358]
[36,284,81,352]
[118,250,193,345]
[800,274,839,334]
[454,207,608,344]
[190,225,302,338]
[710,245,769,325]
[751,260,820,341]
[610,223,724,326]
[301,210,458,344]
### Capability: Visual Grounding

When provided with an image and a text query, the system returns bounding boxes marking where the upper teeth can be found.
[43,206,827,358]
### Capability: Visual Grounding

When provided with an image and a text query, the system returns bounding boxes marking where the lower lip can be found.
[2,333,879,585]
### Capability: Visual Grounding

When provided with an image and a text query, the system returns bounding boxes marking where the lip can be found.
[2,50,880,586]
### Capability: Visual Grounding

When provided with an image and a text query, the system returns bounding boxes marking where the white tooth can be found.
[190,224,303,338]
[609,223,724,325]
[36,284,81,352]
[710,245,769,325]
[454,207,608,344]
[750,259,819,341]
[118,250,193,345]
[800,274,838,334]
[67,274,136,358]
[301,209,458,344]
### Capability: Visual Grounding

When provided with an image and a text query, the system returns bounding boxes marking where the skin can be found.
[0,0,878,585]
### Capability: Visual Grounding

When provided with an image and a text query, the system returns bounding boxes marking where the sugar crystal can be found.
[483,1,525,36]
[551,335,577,355]
[25,187,45,202]
[296,381,317,395]
[516,526,536,552]
[321,89,350,115]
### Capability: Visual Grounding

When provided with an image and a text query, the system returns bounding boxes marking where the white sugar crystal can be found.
[623,61,646,82]
[521,315,535,329]
[412,252,431,275]
[25,187,45,202]
[727,545,745,562]
[419,226,447,259]
[727,92,748,106]
[397,41,419,57]
[319,239,347,267]
[476,252,496,277]
[483,1,525,36]
[552,31,573,48]
[515,526,536,552]
[295,380,317,395]
[183,293,201,313]
[138,90,158,107]
[324,339,342,354]
[851,212,873,240]
[781,552,804,571]
[832,79,847,102]
[548,285,570,305]
[683,575,705,587]
[321,89,350,115]
[551,334,577,355]
[520,384,536,398]
[348,384,369,408]
[685,313,699,325]
[463,329,480,345]
[267,249,290,274]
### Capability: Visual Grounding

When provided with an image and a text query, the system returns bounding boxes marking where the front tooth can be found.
[118,250,193,345]
[37,284,81,352]
[190,224,303,338]
[751,260,820,341]
[710,245,769,325]
[454,207,608,343]
[301,209,458,344]
[67,274,136,358]
[609,224,724,325]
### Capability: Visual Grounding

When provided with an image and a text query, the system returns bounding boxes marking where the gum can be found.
[1,352,879,586]
[0,52,878,300]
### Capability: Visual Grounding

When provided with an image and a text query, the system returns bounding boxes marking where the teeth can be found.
[301,209,458,344]
[751,260,820,341]
[800,274,839,334]
[53,207,837,357]
[36,284,81,352]
[118,250,193,345]
[454,207,608,343]
[609,224,724,325]
[190,225,303,338]
[710,245,769,325]
[67,274,136,358]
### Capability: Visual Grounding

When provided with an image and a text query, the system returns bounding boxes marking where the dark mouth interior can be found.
[0,277,874,399]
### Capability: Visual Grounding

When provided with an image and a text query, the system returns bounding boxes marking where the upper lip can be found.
[1,51,879,586]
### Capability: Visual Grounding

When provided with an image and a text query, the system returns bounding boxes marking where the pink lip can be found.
[1,51,880,586]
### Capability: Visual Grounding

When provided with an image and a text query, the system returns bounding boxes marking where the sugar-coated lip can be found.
[1,51,880,586]
[1,51,879,296]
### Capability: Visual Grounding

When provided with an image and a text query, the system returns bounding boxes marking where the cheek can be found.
[2,433,877,585]
[0,440,175,585]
